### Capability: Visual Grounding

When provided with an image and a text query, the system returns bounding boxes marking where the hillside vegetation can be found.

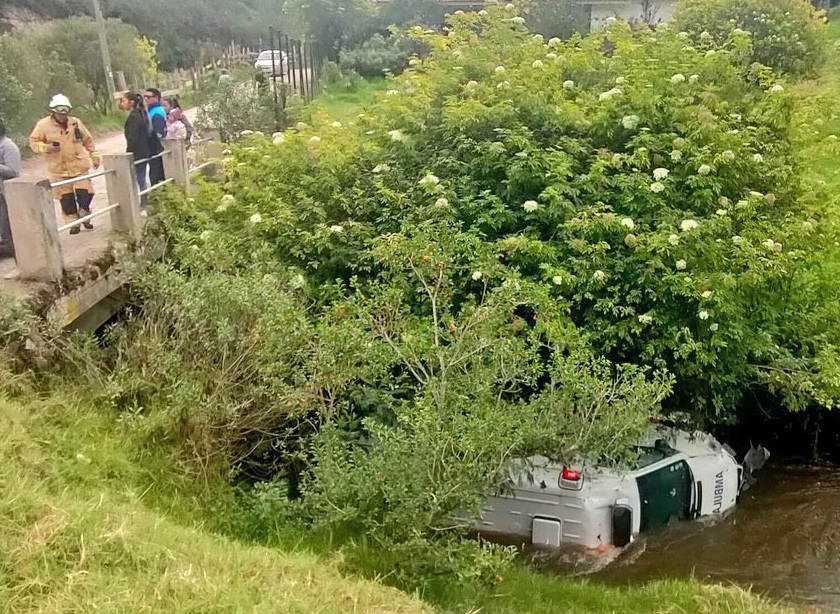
[0,0,280,69]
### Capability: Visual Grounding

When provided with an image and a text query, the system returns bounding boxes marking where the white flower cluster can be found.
[622,115,639,130]
[419,174,440,188]
[522,200,539,212]
[680,219,699,231]
[620,217,635,230]
[653,167,669,181]
[388,129,408,143]
[599,88,623,101]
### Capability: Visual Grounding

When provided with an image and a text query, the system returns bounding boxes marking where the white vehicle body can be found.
[478,427,742,550]
[255,50,288,76]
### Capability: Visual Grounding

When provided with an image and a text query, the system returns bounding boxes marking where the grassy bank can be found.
[0,390,430,614]
[0,384,797,614]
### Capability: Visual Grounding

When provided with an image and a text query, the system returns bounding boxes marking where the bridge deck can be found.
[1,109,197,305]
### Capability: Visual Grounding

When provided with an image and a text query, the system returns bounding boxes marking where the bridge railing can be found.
[4,130,222,283]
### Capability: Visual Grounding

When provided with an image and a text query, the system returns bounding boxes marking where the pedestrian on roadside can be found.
[120,92,153,210]
[144,88,167,185]
[28,95,101,235]
[0,118,22,259]
[165,107,188,141]
[163,97,194,144]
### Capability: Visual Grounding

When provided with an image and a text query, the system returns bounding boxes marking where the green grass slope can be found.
[0,394,430,614]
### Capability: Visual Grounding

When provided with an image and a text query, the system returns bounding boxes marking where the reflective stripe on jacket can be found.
[28,115,100,179]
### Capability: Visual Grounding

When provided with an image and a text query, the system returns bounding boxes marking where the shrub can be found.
[339,33,410,77]
[148,7,840,581]
[175,10,840,421]
[674,0,828,76]
[195,81,278,140]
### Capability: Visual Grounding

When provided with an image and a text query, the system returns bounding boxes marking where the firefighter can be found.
[28,94,101,235]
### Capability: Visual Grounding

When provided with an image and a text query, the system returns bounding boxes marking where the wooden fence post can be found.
[5,178,64,281]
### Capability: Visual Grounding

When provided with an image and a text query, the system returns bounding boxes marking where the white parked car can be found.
[255,50,288,77]
[477,426,768,550]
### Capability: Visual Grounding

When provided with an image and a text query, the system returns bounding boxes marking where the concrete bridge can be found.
[1,130,221,331]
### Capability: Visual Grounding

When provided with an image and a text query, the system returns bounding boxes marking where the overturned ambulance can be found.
[478,426,766,550]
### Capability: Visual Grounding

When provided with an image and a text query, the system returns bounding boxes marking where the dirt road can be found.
[1,109,197,283]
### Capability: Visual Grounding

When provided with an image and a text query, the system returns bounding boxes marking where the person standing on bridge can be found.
[144,88,167,186]
[120,92,154,210]
[28,95,101,235]
[0,118,22,259]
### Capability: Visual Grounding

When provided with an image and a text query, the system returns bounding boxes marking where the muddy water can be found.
[592,466,840,611]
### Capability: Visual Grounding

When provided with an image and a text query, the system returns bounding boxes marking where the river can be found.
[590,465,840,611]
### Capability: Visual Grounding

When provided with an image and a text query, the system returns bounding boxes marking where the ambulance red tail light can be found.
[562,468,581,481]
[560,467,584,490]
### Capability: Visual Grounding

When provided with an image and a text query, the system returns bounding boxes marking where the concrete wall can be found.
[590,0,675,29]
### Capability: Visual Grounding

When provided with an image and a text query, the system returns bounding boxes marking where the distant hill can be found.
[0,0,290,69]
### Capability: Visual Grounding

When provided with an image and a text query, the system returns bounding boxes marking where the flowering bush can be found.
[143,7,840,583]
[171,10,840,423]
[674,0,828,76]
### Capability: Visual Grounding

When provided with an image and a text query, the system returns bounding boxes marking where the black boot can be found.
[80,209,93,230]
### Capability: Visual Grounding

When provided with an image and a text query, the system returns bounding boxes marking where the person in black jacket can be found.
[120,91,160,209]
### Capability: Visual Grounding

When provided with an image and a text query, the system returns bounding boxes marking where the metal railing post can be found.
[103,153,143,238]
[162,138,190,192]
[5,178,64,281]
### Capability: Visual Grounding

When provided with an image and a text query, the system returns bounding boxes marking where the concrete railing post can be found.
[5,178,64,282]
[205,129,224,160]
[103,153,143,238]
[162,138,190,192]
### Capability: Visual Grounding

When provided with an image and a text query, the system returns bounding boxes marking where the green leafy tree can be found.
[285,0,375,61]
[34,16,157,112]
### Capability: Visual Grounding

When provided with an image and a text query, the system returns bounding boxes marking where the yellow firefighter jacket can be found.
[28,115,100,179]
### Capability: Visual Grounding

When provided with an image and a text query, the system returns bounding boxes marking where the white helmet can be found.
[48,94,73,111]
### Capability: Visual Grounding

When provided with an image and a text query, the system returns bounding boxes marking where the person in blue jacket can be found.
[144,88,167,185]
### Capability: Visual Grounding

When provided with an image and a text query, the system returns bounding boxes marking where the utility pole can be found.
[92,0,117,110]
